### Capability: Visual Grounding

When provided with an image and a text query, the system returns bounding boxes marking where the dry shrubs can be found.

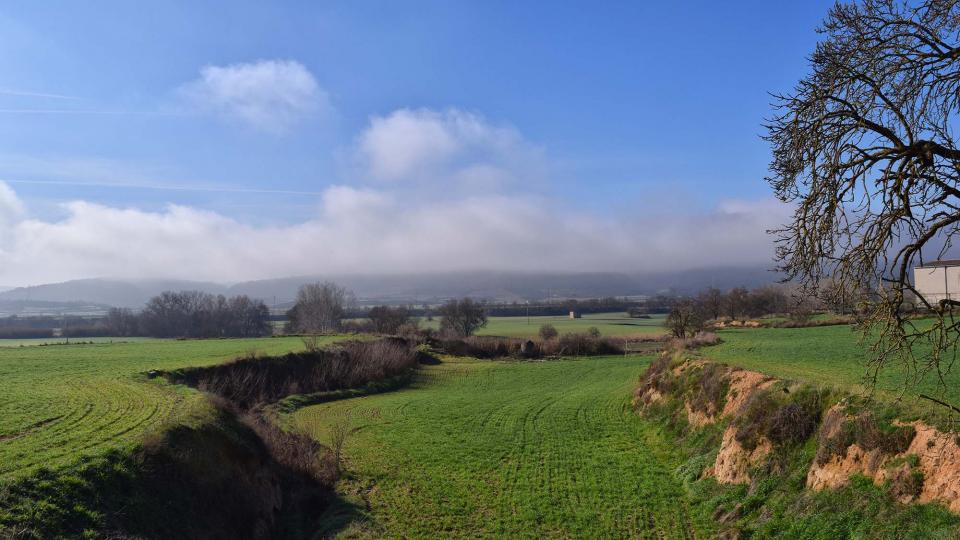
[543,333,624,356]
[435,333,625,359]
[165,338,418,409]
[668,332,721,352]
[814,406,916,466]
[634,355,679,406]
[770,317,853,329]
[734,385,825,451]
[240,413,338,486]
[328,414,352,473]
[686,362,729,416]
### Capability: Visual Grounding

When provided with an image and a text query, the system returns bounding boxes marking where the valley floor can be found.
[289,355,712,539]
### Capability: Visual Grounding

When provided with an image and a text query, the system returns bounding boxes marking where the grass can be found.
[422,311,667,338]
[0,336,157,348]
[0,335,341,479]
[288,355,713,538]
[709,325,960,419]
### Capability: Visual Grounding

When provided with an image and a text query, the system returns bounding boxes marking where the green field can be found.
[708,325,960,413]
[0,337,157,348]
[288,355,711,538]
[0,336,335,478]
[4,322,958,537]
[423,312,666,338]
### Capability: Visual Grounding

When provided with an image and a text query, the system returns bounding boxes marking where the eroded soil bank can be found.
[635,353,960,537]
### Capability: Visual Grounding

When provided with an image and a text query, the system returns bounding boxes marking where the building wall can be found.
[914,266,960,305]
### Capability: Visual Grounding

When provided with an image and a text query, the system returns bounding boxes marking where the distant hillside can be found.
[0,279,227,309]
[0,267,778,310]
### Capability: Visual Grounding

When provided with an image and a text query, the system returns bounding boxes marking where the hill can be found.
[0,267,778,310]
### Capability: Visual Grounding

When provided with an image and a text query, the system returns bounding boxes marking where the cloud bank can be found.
[178,59,328,133]
[0,107,789,286]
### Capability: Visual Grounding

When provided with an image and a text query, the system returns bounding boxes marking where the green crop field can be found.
[0,336,336,479]
[421,311,666,338]
[288,355,711,538]
[0,337,158,348]
[708,325,960,410]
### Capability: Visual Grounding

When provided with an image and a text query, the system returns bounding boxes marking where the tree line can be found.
[284,281,489,338]
[105,291,272,338]
[665,285,831,338]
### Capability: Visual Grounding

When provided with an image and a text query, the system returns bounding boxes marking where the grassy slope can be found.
[0,336,339,479]
[422,312,667,338]
[708,326,960,409]
[289,355,712,539]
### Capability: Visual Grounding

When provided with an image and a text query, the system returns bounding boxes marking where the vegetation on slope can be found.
[0,336,337,479]
[635,352,960,538]
[0,400,330,539]
[1,336,427,539]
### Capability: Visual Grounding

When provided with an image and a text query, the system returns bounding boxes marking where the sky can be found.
[0,1,834,286]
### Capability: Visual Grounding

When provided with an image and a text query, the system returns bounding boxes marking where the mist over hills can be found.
[0,266,778,312]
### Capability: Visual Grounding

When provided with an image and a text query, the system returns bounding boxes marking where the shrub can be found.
[539,324,558,341]
[735,385,824,451]
[587,326,601,338]
[686,362,729,415]
[542,333,624,356]
[164,338,418,408]
[436,336,525,358]
[814,407,916,466]
[239,412,336,485]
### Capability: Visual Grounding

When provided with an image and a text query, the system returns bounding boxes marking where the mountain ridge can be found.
[0,267,778,309]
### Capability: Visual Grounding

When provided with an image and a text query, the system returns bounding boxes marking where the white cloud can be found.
[0,107,792,286]
[179,59,328,133]
[355,108,543,190]
[0,179,788,286]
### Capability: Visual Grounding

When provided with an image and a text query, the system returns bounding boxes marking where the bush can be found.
[735,385,825,451]
[814,406,916,466]
[542,333,624,356]
[538,324,558,341]
[163,338,418,408]
[686,362,729,415]
[436,336,525,358]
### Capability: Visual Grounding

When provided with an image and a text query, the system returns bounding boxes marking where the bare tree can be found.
[698,287,724,320]
[665,300,706,339]
[105,307,139,336]
[724,287,751,320]
[766,0,960,396]
[138,291,270,338]
[329,413,352,473]
[438,298,488,337]
[286,281,349,334]
[367,305,412,334]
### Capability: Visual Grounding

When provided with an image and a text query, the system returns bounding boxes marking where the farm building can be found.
[913,260,960,306]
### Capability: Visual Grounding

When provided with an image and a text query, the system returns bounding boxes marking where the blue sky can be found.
[0,1,833,285]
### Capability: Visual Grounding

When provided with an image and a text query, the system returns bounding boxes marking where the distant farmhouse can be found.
[913,260,960,306]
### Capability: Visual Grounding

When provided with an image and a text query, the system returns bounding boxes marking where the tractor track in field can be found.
[291,356,710,538]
